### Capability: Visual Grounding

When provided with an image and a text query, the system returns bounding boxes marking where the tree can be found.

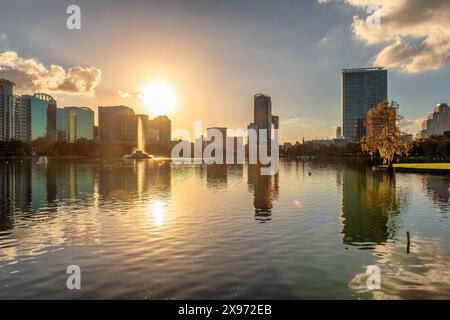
[361,101,411,171]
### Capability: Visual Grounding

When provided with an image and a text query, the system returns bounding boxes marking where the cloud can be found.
[0,33,6,41]
[321,0,450,73]
[118,90,133,98]
[0,51,102,95]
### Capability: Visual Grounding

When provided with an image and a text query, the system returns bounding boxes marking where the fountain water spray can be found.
[124,116,152,159]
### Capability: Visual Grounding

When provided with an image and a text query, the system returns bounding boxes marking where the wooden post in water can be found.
[406,231,411,253]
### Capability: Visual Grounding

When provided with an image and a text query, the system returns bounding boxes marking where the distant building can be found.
[93,126,99,141]
[57,107,94,142]
[336,126,342,139]
[148,115,171,145]
[333,138,352,148]
[281,142,293,152]
[401,134,413,143]
[418,103,450,139]
[14,93,57,142]
[0,79,16,141]
[98,105,135,144]
[310,139,334,149]
[247,93,279,154]
[341,68,387,142]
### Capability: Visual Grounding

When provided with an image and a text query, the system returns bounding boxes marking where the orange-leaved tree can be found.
[361,100,411,168]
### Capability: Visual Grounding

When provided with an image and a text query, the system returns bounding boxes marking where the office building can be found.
[57,107,94,143]
[418,103,450,139]
[98,106,135,144]
[0,79,16,141]
[341,68,387,142]
[148,115,171,145]
[336,126,342,139]
[248,93,279,153]
[14,93,57,142]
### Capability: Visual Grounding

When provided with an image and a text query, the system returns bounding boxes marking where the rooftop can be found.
[0,78,16,86]
[342,67,385,73]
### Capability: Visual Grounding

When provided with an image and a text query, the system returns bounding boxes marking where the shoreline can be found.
[378,163,450,174]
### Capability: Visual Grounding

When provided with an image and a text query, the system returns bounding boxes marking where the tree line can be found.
[0,138,172,158]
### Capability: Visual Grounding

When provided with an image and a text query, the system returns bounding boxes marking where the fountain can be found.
[124,116,152,159]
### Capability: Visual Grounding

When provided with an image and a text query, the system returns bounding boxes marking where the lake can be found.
[0,159,449,299]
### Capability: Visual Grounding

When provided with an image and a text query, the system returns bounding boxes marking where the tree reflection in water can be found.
[340,163,408,247]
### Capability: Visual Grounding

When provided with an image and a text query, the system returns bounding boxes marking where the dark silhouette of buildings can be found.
[248,94,279,156]
[247,164,279,222]
[148,115,172,145]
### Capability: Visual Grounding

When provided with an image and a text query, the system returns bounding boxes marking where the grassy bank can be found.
[379,163,450,172]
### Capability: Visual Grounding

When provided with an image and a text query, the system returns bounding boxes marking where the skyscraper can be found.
[14,93,57,142]
[0,79,16,141]
[57,107,94,143]
[248,93,279,153]
[418,103,450,139]
[341,68,387,142]
[336,126,342,139]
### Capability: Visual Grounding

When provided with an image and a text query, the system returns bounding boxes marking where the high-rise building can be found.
[417,103,450,139]
[0,79,16,141]
[341,68,387,142]
[98,106,135,144]
[248,93,279,153]
[336,126,342,139]
[148,115,171,145]
[57,107,94,143]
[14,93,57,142]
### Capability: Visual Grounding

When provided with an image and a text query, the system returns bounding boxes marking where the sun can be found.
[139,81,177,116]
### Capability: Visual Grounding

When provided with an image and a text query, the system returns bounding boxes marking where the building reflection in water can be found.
[0,160,31,230]
[206,164,228,189]
[247,164,279,222]
[339,163,406,247]
[421,174,450,214]
[0,159,172,232]
[55,161,95,202]
[98,159,171,201]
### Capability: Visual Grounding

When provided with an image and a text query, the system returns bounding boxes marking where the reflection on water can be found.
[421,175,450,215]
[0,159,449,299]
[248,165,279,222]
[340,164,406,247]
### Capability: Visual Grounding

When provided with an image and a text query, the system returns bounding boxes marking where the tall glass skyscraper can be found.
[341,68,387,142]
[14,93,57,142]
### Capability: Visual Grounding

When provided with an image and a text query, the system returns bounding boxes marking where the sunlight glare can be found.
[139,81,177,116]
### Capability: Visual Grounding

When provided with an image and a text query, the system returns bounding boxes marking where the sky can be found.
[1,0,450,142]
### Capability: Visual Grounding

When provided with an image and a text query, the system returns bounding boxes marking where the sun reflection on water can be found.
[150,201,165,226]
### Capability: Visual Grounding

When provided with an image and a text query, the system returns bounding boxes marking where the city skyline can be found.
[2,1,450,142]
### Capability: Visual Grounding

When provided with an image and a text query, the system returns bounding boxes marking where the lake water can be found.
[0,159,449,299]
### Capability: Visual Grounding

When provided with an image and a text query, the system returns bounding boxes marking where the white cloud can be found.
[0,51,102,95]
[0,33,7,41]
[321,0,450,73]
[118,90,133,98]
